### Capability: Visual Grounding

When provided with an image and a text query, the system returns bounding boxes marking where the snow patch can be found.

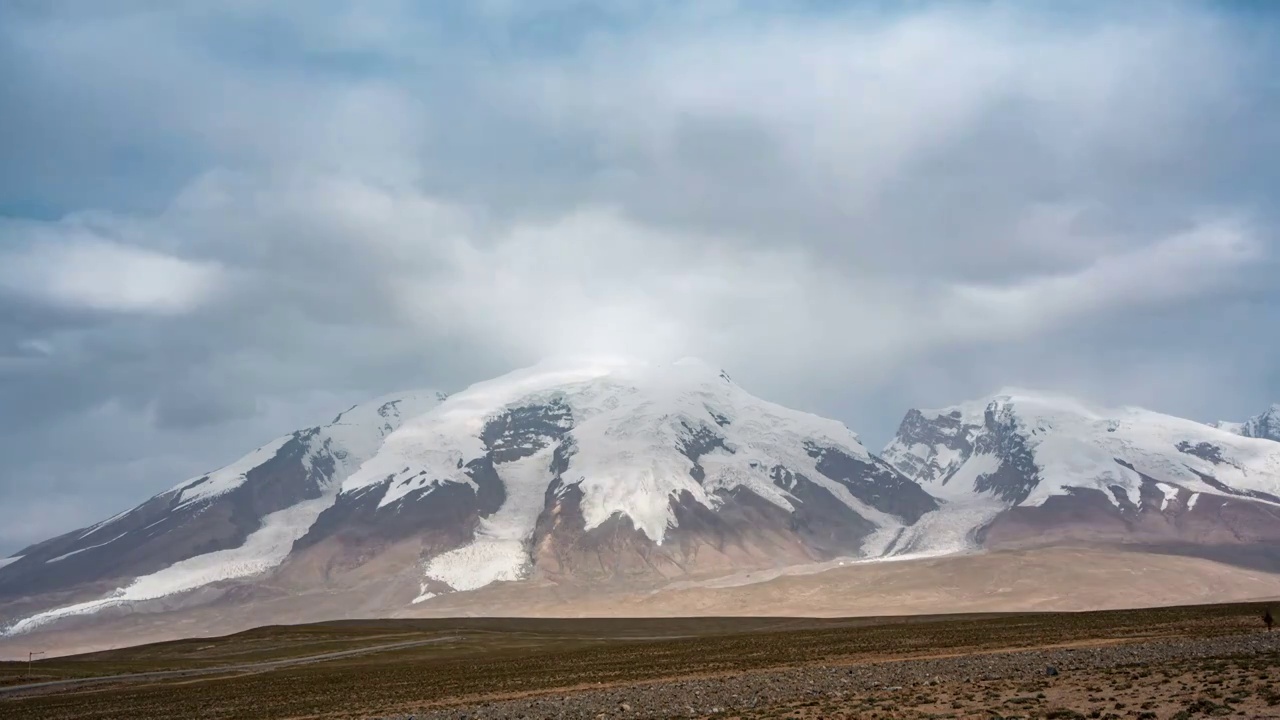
[1156,482,1181,512]
[421,451,554,592]
[45,532,129,563]
[0,556,21,570]
[931,452,1002,501]
[1211,420,1245,435]
[76,508,133,541]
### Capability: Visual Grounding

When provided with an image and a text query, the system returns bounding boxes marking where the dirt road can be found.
[0,635,458,697]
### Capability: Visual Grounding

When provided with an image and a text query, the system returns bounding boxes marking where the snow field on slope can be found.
[76,508,134,542]
[163,390,443,512]
[1002,394,1280,506]
[564,385,894,545]
[921,451,1001,502]
[314,391,444,480]
[551,363,893,542]
[3,495,336,636]
[340,358,908,598]
[0,556,21,570]
[345,362,626,509]
[348,358,893,551]
[883,497,1005,560]
[420,450,554,594]
[870,452,1006,558]
[896,390,1280,512]
[45,531,129,564]
[171,435,292,509]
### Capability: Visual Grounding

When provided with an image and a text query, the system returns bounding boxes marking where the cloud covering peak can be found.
[0,1,1277,553]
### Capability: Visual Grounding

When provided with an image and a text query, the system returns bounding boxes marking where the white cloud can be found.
[0,1,1276,554]
[943,218,1261,340]
[135,174,1258,382]
[0,234,224,315]
[501,3,1253,270]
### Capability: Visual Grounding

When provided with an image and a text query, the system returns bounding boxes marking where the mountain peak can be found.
[914,388,1106,426]
[887,389,1280,510]
[5,368,1280,651]
[3,357,941,638]
[339,355,873,546]
[1209,403,1280,442]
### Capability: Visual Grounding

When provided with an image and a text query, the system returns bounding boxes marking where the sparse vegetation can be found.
[1,601,1277,719]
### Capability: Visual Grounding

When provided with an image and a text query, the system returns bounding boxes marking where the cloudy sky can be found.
[1,1,1277,555]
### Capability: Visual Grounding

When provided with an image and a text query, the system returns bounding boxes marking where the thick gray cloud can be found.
[1,1,1277,554]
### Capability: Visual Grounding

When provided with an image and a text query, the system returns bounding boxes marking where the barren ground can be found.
[6,546,1280,661]
[2,602,1278,719]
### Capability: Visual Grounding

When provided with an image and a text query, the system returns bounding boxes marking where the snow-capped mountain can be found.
[0,390,444,632]
[1,358,936,637]
[1212,404,1280,442]
[883,389,1280,550]
[5,369,1278,648]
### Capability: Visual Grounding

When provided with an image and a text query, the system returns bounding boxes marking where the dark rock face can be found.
[1107,485,1139,514]
[1177,441,1227,465]
[768,466,878,556]
[977,473,1280,552]
[1186,469,1280,505]
[678,421,730,483]
[528,483,656,582]
[887,409,975,484]
[525,415,933,581]
[705,407,732,428]
[969,405,1041,505]
[297,402,576,559]
[976,488,1129,548]
[293,479,482,554]
[1238,405,1280,442]
[482,400,573,463]
[886,402,1042,505]
[528,481,868,584]
[887,398,1280,557]
[805,443,938,524]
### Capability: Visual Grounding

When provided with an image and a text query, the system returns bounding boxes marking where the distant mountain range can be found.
[883,390,1280,552]
[2,359,1278,651]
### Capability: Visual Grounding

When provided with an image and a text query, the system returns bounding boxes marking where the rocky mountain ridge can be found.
[1212,404,1280,442]
[882,389,1280,551]
[1,359,937,636]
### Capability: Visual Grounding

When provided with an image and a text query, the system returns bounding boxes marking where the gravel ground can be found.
[379,633,1280,720]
